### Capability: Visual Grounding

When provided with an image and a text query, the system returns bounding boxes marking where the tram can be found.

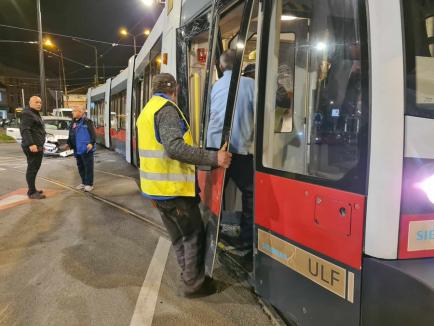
[88,0,434,325]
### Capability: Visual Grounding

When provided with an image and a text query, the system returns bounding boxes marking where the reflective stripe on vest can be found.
[139,149,167,159]
[136,95,195,197]
[139,170,195,183]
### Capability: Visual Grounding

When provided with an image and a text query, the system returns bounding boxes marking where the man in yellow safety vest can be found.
[137,73,232,297]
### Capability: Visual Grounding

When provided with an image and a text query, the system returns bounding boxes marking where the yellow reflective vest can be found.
[136,95,196,197]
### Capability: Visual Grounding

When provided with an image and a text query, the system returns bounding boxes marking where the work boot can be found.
[28,192,46,200]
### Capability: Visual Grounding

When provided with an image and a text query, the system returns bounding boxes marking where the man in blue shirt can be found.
[207,49,255,258]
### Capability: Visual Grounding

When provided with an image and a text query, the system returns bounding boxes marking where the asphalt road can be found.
[0,143,275,326]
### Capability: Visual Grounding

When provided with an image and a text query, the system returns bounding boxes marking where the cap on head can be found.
[152,73,177,95]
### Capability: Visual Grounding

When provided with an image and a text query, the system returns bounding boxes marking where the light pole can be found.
[36,0,47,115]
[72,38,99,86]
[43,38,68,107]
[119,28,150,56]
[59,50,68,106]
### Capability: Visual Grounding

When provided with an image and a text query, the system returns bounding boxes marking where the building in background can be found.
[0,63,62,112]
[63,94,86,110]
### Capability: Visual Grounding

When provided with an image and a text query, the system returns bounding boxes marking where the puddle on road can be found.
[61,205,155,290]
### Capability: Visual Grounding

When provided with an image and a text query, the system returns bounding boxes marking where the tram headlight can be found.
[418,174,434,204]
[315,42,327,51]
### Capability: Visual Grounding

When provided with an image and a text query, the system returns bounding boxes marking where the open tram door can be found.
[186,0,258,276]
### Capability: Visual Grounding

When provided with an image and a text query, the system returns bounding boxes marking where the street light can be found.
[42,38,68,106]
[36,0,47,114]
[119,28,150,56]
[72,38,99,86]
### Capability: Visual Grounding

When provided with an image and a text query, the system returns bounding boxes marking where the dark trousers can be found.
[76,152,94,186]
[154,196,205,292]
[226,153,254,244]
[22,147,43,195]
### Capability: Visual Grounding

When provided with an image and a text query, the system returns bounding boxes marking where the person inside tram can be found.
[207,49,255,258]
[242,63,256,79]
[137,73,232,298]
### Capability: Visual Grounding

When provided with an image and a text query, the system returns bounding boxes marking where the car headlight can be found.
[46,133,56,143]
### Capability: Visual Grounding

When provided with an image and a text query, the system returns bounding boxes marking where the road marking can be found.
[0,168,5,171]
[0,194,28,206]
[129,237,171,326]
[0,188,62,211]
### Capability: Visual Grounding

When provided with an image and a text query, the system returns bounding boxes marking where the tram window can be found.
[189,31,209,145]
[118,91,127,130]
[402,0,434,115]
[90,102,96,125]
[96,100,104,128]
[262,0,365,180]
[110,94,118,131]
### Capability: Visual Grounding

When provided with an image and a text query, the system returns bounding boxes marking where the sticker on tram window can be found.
[407,220,434,252]
[257,229,355,303]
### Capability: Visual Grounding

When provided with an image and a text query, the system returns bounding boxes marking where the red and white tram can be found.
[88,0,434,325]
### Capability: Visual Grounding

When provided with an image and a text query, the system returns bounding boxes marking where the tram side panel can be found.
[253,0,368,325]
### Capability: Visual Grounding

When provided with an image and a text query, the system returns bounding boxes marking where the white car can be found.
[52,108,73,119]
[6,116,74,157]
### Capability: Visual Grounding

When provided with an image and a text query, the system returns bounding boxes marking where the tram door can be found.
[197,0,258,276]
[254,0,368,325]
[103,78,112,148]
[131,39,161,167]
[131,78,143,168]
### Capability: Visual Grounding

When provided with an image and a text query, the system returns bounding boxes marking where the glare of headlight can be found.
[142,0,154,6]
[237,42,245,49]
[316,42,327,51]
[281,15,298,21]
[418,174,434,204]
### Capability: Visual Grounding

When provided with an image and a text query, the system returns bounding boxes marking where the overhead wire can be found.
[0,23,134,47]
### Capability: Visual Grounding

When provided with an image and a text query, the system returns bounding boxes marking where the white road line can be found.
[129,237,171,326]
[0,168,5,171]
[0,194,28,206]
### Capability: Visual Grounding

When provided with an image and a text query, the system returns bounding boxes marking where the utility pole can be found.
[21,89,25,108]
[60,50,68,107]
[72,38,99,86]
[36,0,47,114]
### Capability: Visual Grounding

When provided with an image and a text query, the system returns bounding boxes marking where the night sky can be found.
[0,0,162,92]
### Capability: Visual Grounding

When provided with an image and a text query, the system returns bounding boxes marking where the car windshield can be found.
[44,119,71,130]
[63,111,73,118]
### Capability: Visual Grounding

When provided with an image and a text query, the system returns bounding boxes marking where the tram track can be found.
[10,166,169,237]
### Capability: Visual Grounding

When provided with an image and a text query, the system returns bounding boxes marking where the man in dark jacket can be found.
[20,96,46,199]
[67,107,96,192]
